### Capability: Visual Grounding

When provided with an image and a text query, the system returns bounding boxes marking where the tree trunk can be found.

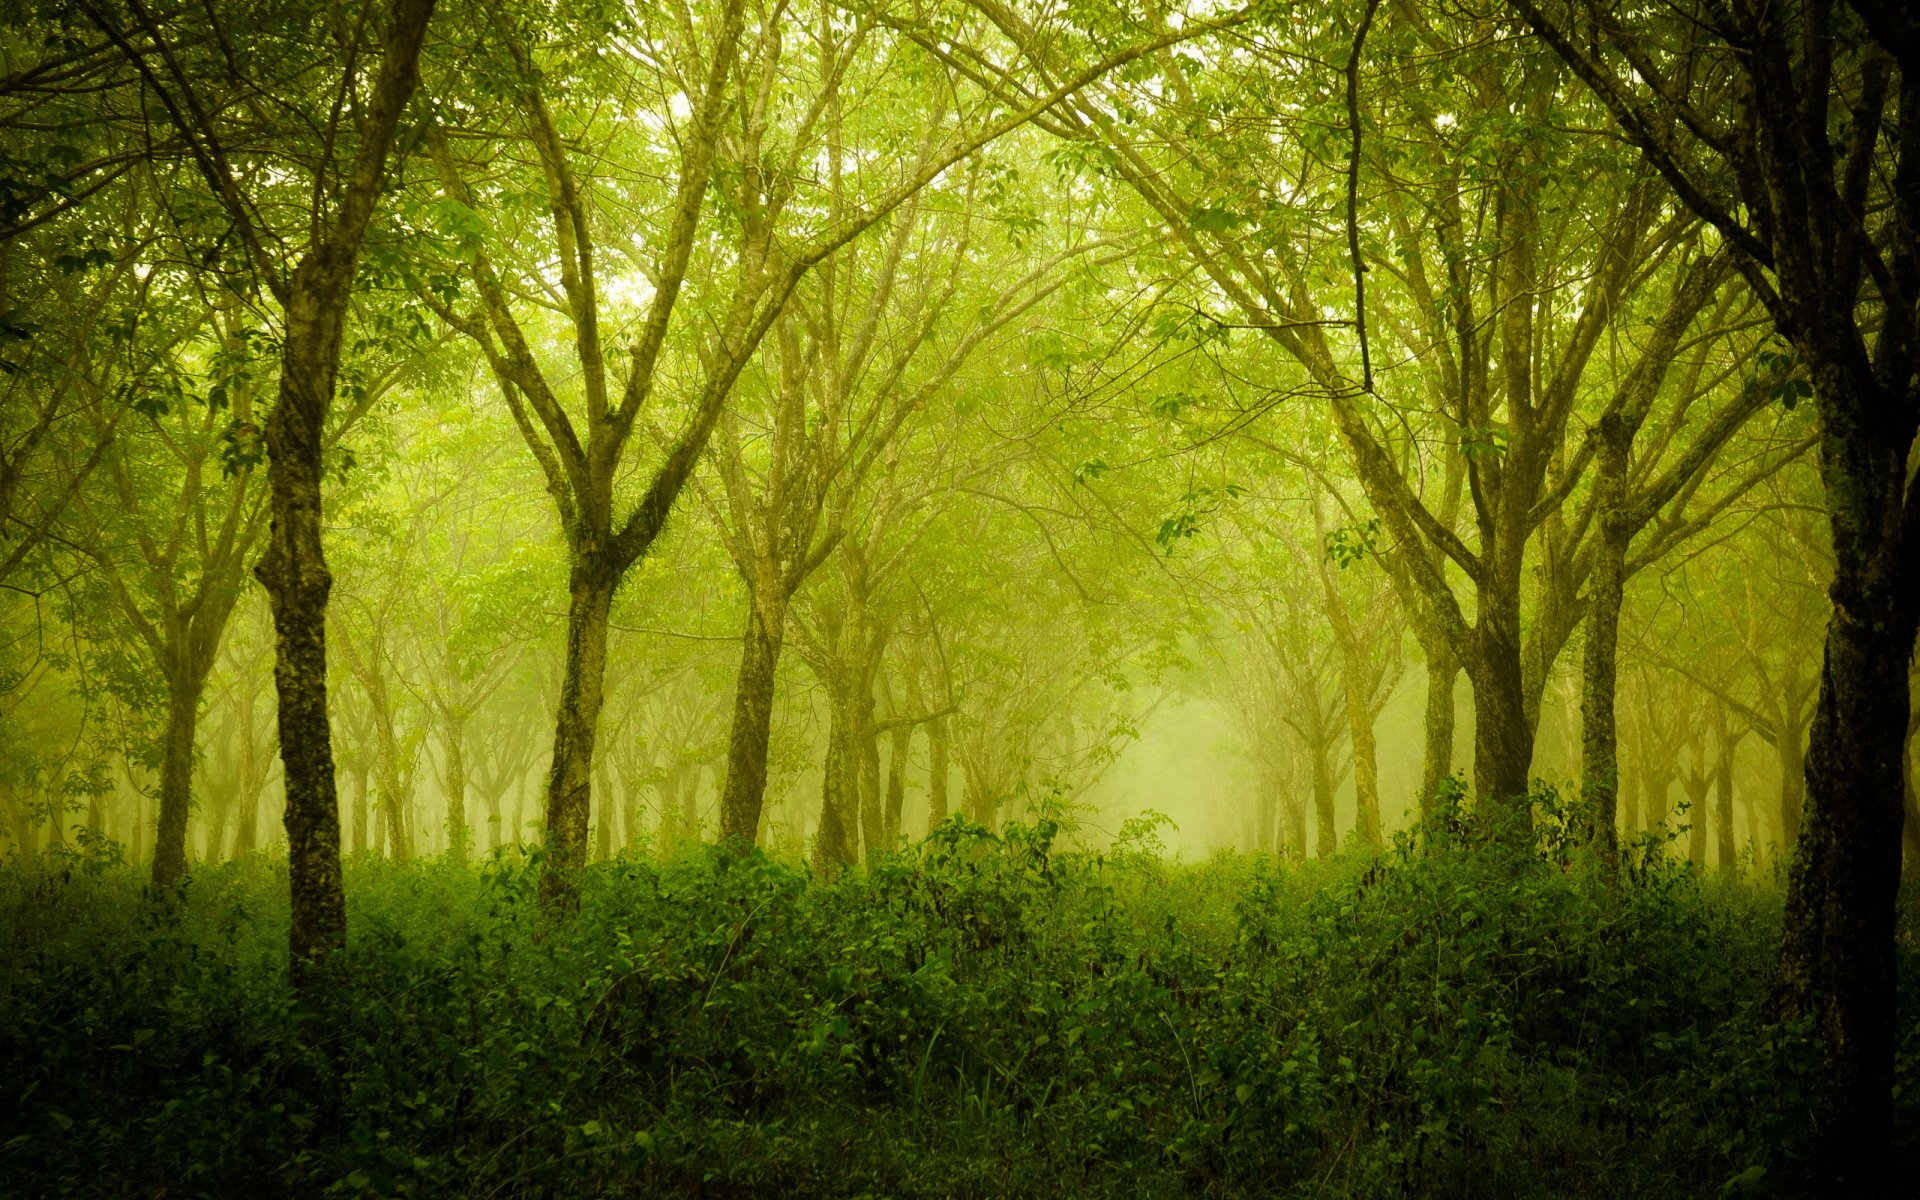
[719,593,784,846]
[444,711,469,862]
[538,562,615,906]
[1713,720,1739,872]
[655,764,685,855]
[594,755,613,862]
[1311,748,1337,859]
[858,698,883,862]
[1681,771,1709,867]
[151,678,201,887]
[814,684,861,869]
[1776,481,1917,1180]
[258,245,369,983]
[927,714,950,830]
[1470,621,1535,837]
[1419,651,1459,820]
[1581,412,1631,871]
[1777,721,1806,851]
[1339,664,1383,847]
[884,723,910,846]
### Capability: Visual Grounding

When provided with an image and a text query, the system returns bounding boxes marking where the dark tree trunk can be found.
[1419,651,1459,819]
[538,562,615,906]
[813,686,860,870]
[261,300,349,983]
[152,677,203,887]
[1776,437,1917,1179]
[1470,617,1535,836]
[1581,411,1631,872]
[719,594,783,846]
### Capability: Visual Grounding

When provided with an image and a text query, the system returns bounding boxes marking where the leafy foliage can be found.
[4,821,1908,1198]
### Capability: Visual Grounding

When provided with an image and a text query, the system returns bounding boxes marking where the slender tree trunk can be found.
[654,765,683,855]
[152,677,202,886]
[858,698,883,863]
[813,683,861,870]
[1311,748,1337,859]
[926,714,950,830]
[539,562,615,905]
[1682,772,1709,866]
[1339,667,1383,847]
[884,723,910,846]
[1581,413,1631,871]
[1419,651,1459,819]
[594,755,613,862]
[444,711,469,862]
[1645,768,1673,845]
[350,760,370,856]
[1714,721,1739,872]
[719,593,784,845]
[1620,766,1641,843]
[260,286,354,982]
[1777,724,1806,851]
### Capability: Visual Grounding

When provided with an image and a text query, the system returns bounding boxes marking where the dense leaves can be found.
[4,821,1910,1197]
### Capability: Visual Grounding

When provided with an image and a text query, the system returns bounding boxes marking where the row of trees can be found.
[2,0,1914,1189]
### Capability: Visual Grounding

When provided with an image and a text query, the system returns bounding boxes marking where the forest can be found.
[1,0,1916,1195]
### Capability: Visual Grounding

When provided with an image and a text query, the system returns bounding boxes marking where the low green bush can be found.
[0,813,1912,1197]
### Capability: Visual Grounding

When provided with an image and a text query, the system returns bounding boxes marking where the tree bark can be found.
[884,723,910,846]
[1713,717,1741,872]
[443,710,470,862]
[151,677,202,887]
[1470,605,1536,837]
[927,714,950,830]
[1419,650,1458,820]
[537,562,615,906]
[813,684,860,869]
[1776,469,1917,1178]
[1681,768,1709,867]
[719,593,784,846]
[1311,748,1338,860]
[1581,411,1631,872]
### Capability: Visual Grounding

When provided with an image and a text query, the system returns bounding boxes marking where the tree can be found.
[82,0,437,981]
[1507,0,1920,1179]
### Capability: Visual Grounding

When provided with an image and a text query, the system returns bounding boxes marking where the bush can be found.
[0,819,1911,1197]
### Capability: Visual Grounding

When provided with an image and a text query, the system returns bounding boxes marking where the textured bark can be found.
[813,686,860,870]
[1581,411,1630,872]
[719,594,784,845]
[1471,604,1535,835]
[1418,651,1459,819]
[151,680,202,887]
[1776,425,1916,1179]
[539,563,615,906]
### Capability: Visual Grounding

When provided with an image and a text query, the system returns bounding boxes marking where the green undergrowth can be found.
[2,815,1914,1198]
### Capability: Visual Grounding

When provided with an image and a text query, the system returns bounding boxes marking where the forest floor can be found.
[2,817,1915,1198]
